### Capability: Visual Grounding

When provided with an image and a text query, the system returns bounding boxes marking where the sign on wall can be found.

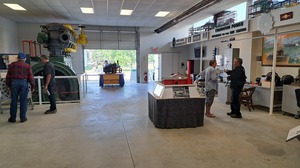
[210,20,248,39]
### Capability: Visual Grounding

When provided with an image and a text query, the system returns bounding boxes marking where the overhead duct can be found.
[154,0,222,34]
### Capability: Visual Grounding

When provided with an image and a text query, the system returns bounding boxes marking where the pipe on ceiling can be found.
[154,0,222,34]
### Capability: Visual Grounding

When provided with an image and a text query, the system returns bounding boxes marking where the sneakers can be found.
[8,118,27,123]
[231,114,242,118]
[44,109,57,114]
[227,112,242,118]
[227,112,234,116]
[8,118,16,123]
[20,118,28,123]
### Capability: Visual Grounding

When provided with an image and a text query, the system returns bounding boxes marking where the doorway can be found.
[148,54,161,82]
[84,49,137,81]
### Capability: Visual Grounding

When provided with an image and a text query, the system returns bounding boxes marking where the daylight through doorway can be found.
[84,49,137,81]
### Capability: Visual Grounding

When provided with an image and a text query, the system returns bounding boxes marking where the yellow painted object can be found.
[64,44,77,53]
[103,74,120,84]
[76,29,88,45]
[63,24,77,37]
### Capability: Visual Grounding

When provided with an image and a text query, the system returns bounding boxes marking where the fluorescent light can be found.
[4,3,26,11]
[155,11,170,17]
[80,7,94,14]
[120,9,133,16]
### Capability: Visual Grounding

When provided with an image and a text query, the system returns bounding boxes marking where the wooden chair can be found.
[240,87,256,111]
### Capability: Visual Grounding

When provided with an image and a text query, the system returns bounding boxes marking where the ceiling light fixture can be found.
[155,11,170,17]
[4,3,26,11]
[154,0,222,33]
[120,9,133,16]
[80,7,94,14]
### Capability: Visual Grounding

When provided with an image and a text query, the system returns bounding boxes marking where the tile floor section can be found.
[0,81,299,168]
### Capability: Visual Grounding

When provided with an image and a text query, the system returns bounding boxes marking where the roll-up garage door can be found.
[83,26,139,50]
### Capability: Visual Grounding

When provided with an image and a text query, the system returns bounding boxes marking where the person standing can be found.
[40,55,57,114]
[225,57,246,118]
[6,53,35,123]
[203,59,220,118]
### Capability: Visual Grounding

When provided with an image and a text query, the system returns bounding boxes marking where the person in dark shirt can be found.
[6,53,35,123]
[40,55,57,114]
[225,57,246,118]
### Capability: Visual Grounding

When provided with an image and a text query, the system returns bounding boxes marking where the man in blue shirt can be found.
[40,55,57,114]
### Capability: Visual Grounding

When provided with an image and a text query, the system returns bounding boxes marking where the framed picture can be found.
[194,46,206,58]
[262,32,300,66]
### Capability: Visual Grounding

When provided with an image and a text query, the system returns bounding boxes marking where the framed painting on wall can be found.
[262,32,300,66]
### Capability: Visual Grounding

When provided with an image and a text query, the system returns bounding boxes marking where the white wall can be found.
[71,46,84,74]
[185,28,300,81]
[17,23,48,55]
[186,32,253,81]
[139,26,190,82]
[0,16,18,53]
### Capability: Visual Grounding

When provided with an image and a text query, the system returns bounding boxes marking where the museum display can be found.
[148,82,205,128]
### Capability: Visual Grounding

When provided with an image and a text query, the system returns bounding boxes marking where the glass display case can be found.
[148,82,205,128]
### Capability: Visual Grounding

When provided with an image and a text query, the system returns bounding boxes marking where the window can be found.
[227,2,247,23]
[193,16,214,28]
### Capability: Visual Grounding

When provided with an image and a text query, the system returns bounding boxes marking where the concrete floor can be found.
[0,81,299,168]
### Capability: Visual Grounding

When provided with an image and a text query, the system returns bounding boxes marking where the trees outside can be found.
[84,49,137,80]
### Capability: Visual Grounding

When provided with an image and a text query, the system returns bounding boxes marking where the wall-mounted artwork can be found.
[194,46,206,58]
[262,32,300,66]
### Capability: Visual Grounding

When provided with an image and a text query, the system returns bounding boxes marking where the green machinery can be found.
[32,23,87,102]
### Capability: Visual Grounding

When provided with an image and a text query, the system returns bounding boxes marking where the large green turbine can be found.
[31,60,79,102]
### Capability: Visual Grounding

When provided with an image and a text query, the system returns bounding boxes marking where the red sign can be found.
[280,12,293,21]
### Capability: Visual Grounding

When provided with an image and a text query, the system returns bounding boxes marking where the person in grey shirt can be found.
[202,59,220,117]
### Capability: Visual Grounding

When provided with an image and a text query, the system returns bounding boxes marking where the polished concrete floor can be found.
[0,81,299,168]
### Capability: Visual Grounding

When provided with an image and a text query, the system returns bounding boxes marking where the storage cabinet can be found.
[281,85,300,119]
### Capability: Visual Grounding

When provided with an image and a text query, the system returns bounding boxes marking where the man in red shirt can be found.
[6,53,35,123]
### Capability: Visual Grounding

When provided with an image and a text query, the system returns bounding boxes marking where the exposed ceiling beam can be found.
[154,0,222,34]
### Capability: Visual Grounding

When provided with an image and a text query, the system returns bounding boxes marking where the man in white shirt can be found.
[202,59,220,117]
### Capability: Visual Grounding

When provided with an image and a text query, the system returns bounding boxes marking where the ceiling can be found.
[0,0,245,29]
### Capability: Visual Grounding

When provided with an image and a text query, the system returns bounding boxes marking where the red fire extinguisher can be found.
[144,72,148,82]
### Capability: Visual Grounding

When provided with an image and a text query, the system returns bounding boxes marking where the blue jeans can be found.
[10,79,28,120]
[47,84,56,111]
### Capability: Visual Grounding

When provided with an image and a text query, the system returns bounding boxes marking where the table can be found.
[244,84,283,111]
[281,85,300,118]
[99,73,125,87]
[148,92,205,128]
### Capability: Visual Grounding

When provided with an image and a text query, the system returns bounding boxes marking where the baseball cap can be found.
[18,53,27,59]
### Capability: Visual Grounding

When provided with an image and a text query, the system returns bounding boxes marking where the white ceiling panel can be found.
[28,0,48,5]
[61,0,79,7]
[66,7,82,13]
[52,6,69,13]
[13,0,31,4]
[0,0,247,30]
[45,0,64,6]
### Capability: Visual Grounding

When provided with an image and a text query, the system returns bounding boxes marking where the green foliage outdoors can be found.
[86,49,136,70]
[148,54,155,70]
[85,65,93,70]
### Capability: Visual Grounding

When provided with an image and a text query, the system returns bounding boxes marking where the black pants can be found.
[48,84,56,111]
[230,87,243,116]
